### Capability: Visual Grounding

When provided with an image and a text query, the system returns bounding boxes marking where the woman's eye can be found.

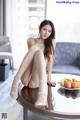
[43,28,52,33]
[43,28,46,31]
[48,30,51,33]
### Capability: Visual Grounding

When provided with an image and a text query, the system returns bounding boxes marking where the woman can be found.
[10,20,56,108]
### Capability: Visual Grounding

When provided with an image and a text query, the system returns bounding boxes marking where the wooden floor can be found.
[0,70,47,120]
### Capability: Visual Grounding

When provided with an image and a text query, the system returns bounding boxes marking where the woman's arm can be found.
[47,39,56,85]
[47,54,54,81]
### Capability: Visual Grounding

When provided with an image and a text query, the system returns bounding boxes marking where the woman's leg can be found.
[29,50,48,106]
[10,46,39,99]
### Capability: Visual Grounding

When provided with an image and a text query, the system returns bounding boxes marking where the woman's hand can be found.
[47,75,56,87]
[47,80,56,87]
[47,52,56,87]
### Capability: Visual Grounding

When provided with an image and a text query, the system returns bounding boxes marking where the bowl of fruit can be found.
[60,78,80,90]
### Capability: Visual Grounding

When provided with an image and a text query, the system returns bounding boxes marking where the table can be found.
[17,73,80,120]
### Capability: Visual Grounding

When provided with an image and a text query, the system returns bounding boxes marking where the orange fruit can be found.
[77,82,80,88]
[71,81,78,88]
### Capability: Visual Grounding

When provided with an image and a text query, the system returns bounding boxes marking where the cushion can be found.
[52,65,80,75]
[55,42,80,66]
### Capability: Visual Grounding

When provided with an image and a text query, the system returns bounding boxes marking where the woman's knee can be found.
[33,50,46,66]
[34,50,44,58]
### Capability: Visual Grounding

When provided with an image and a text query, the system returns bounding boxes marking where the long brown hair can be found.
[39,20,55,60]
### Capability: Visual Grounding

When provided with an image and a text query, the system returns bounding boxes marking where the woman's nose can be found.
[45,30,48,35]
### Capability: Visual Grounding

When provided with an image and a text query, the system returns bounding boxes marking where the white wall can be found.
[46,0,80,42]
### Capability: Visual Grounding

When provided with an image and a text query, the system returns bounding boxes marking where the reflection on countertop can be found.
[58,88,80,99]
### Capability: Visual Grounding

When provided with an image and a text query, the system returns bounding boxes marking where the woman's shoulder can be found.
[27,37,36,49]
[27,37,36,43]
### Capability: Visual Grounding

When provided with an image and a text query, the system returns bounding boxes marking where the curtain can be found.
[0,0,5,35]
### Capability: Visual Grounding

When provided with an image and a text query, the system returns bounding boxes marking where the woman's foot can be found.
[10,85,18,99]
[10,76,20,99]
[35,105,48,110]
[47,81,56,87]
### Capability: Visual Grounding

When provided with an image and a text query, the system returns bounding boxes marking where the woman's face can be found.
[40,25,52,40]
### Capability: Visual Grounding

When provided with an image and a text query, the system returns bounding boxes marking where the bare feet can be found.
[10,77,19,99]
[10,85,18,99]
